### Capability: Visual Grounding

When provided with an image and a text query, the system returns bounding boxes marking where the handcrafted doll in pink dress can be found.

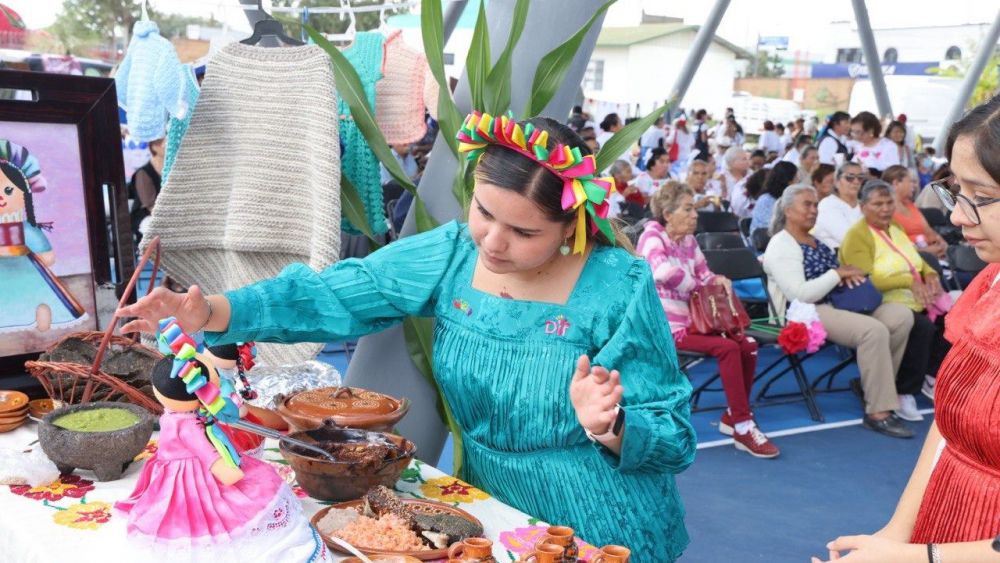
[114,318,326,562]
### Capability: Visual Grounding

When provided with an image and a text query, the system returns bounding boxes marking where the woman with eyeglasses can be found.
[813,162,865,250]
[813,94,1000,563]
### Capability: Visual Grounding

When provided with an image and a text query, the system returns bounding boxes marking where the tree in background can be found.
[271,0,406,35]
[745,50,786,78]
[929,40,1000,109]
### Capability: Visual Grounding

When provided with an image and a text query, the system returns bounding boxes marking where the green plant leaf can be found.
[306,25,418,195]
[340,174,380,245]
[450,164,474,214]
[421,0,463,156]
[596,103,667,173]
[465,0,490,110]
[483,0,530,114]
[413,195,439,233]
[524,0,615,117]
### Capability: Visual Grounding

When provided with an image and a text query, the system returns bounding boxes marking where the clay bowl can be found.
[341,555,423,563]
[276,386,410,433]
[29,399,60,420]
[0,418,26,433]
[0,390,29,414]
[279,421,416,501]
[38,401,155,481]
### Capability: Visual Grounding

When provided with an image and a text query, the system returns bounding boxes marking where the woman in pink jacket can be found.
[638,181,778,459]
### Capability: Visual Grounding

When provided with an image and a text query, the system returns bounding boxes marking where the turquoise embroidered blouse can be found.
[206,221,696,560]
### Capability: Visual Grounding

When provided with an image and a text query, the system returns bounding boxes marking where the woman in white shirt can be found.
[813,162,865,249]
[596,113,622,147]
[850,111,900,174]
[758,120,784,154]
[634,148,672,198]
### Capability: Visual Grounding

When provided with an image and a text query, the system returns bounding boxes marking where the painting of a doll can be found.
[0,134,96,355]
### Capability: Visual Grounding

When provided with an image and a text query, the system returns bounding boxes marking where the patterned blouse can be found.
[800,239,840,304]
[637,221,718,339]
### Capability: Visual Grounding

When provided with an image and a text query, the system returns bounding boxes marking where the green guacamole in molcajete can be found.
[53,408,140,432]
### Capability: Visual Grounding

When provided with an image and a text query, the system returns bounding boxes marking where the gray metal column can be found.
[934,9,1000,151]
[442,0,469,44]
[345,0,610,466]
[665,0,730,109]
[851,0,893,119]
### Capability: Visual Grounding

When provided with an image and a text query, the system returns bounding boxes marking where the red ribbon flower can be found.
[778,321,810,354]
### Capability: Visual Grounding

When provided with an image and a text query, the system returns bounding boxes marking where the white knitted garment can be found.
[145,42,341,366]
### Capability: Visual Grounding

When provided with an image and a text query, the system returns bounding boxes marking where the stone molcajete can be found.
[38,401,155,481]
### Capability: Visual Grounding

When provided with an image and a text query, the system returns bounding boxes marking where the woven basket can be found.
[24,238,166,415]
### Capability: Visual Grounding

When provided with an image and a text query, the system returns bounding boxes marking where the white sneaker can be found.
[922,376,936,401]
[894,394,924,422]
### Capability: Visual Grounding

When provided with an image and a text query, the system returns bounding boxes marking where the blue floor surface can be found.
[317,340,932,561]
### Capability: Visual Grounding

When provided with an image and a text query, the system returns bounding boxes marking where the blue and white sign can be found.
[811,62,938,78]
[758,36,789,49]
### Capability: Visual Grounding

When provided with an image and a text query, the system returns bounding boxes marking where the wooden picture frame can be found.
[0,70,134,381]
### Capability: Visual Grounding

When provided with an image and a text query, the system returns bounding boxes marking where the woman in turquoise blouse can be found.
[122,115,696,560]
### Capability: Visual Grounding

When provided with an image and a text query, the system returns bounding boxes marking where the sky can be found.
[6,0,999,52]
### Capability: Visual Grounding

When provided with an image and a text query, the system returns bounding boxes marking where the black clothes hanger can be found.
[241,0,305,47]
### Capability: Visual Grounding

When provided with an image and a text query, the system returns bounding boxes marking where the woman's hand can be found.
[835,265,867,288]
[714,275,733,294]
[569,355,624,436]
[924,274,944,299]
[119,285,212,335]
[810,535,925,563]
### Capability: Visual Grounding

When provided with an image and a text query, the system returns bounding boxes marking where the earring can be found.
[559,238,571,256]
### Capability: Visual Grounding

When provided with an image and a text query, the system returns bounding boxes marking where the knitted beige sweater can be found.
[145,42,341,366]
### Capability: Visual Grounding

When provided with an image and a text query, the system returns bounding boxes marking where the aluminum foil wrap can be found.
[245,360,343,409]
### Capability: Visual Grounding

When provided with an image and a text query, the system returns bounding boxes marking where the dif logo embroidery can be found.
[544,315,571,337]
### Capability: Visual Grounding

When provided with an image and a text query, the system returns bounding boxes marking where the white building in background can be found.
[583,21,751,122]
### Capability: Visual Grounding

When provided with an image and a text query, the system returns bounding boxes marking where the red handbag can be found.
[688,284,751,338]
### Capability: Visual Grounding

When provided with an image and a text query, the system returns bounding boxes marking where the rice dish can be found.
[333,513,429,551]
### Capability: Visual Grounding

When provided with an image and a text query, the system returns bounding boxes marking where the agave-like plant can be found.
[306,0,668,474]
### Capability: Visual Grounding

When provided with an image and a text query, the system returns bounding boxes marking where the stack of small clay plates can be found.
[0,391,29,432]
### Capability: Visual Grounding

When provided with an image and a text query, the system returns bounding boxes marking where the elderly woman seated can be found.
[762,184,916,438]
[637,181,778,459]
[839,180,951,421]
[882,164,948,259]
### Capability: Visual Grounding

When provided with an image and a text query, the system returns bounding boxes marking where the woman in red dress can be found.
[813,95,1000,561]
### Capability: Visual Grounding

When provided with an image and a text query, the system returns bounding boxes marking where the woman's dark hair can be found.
[744,168,769,200]
[763,161,798,199]
[851,111,882,137]
[750,149,766,159]
[931,163,952,184]
[775,122,785,131]
[0,160,36,226]
[945,93,1000,186]
[474,116,620,248]
[599,113,620,132]
[151,357,201,402]
[763,120,774,131]
[884,121,906,144]
[812,163,835,185]
[881,164,911,186]
[645,147,669,171]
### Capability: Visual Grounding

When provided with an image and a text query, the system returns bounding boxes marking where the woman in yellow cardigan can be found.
[839,180,950,421]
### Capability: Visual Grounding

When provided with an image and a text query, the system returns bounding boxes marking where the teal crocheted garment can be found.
[338,32,387,235]
[161,65,200,186]
[207,222,696,560]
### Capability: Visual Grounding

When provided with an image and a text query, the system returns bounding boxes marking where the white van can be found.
[727,92,812,135]
[848,75,963,142]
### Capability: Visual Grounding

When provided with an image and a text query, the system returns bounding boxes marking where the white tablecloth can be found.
[0,421,601,561]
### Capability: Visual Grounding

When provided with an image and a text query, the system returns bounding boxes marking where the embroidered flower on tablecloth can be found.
[499,525,600,560]
[9,474,95,502]
[133,439,158,462]
[418,476,489,503]
[52,501,112,530]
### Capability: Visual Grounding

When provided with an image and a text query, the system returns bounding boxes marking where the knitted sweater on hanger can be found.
[114,20,187,143]
[144,42,342,366]
[161,64,200,186]
[375,30,428,145]
[338,31,387,235]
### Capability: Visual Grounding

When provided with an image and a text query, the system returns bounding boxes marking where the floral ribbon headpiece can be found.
[157,317,241,468]
[456,111,616,255]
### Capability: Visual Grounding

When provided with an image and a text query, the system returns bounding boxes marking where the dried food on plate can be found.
[312,486,484,557]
